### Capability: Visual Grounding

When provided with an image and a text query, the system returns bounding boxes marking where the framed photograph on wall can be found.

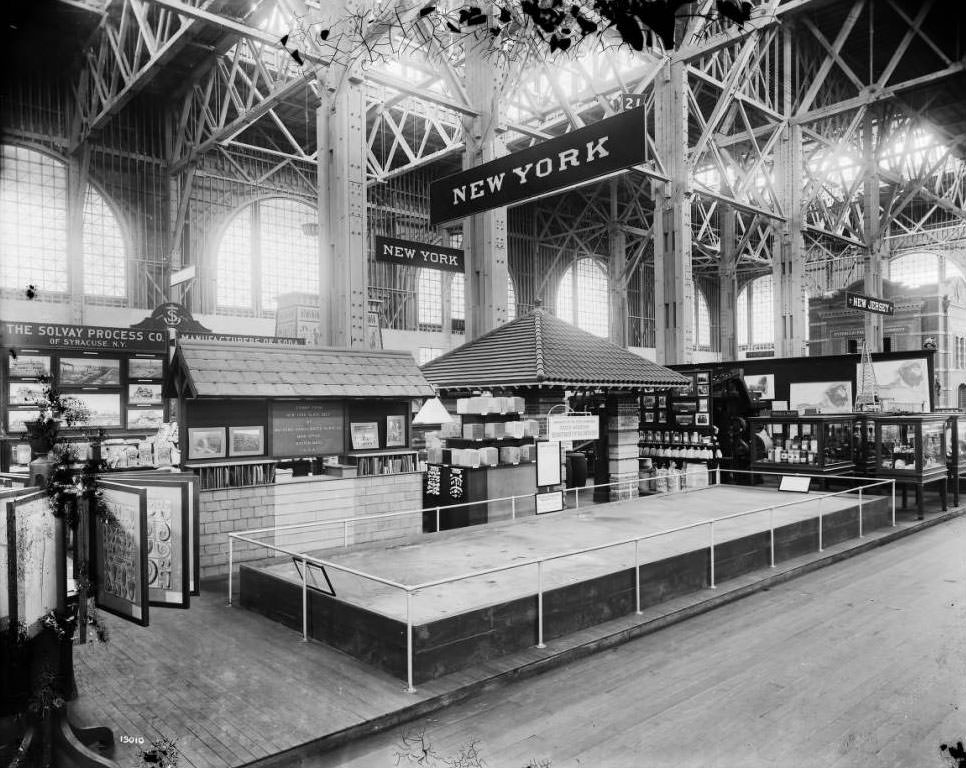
[128,409,164,430]
[70,393,122,427]
[229,426,265,457]
[385,415,406,447]
[698,398,709,412]
[696,372,710,384]
[744,373,775,400]
[8,381,46,406]
[657,395,667,408]
[657,411,667,424]
[697,384,710,396]
[128,357,164,380]
[59,357,120,386]
[643,411,655,423]
[696,413,711,426]
[8,355,50,379]
[350,422,380,450]
[642,395,656,408]
[187,428,226,460]
[128,383,162,405]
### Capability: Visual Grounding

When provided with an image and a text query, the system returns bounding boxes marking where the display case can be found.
[943,412,966,506]
[871,414,947,479]
[749,415,856,476]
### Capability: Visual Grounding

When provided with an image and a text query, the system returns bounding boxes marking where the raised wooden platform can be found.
[239,486,891,683]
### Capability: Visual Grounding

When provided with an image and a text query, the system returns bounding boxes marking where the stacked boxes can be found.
[608,395,641,501]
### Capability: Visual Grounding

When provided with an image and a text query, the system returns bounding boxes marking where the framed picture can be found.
[697,384,710,396]
[657,411,667,424]
[696,413,711,426]
[698,397,709,412]
[229,426,265,457]
[128,357,164,380]
[350,422,380,450]
[9,381,45,406]
[681,377,695,396]
[128,383,162,405]
[677,414,695,426]
[6,491,63,637]
[68,393,122,426]
[696,372,710,384]
[127,408,164,430]
[744,374,775,400]
[789,381,853,414]
[643,411,655,423]
[187,428,226,460]
[59,357,120,386]
[385,415,406,447]
[672,401,697,414]
[657,395,667,408]
[8,355,50,378]
[642,395,656,408]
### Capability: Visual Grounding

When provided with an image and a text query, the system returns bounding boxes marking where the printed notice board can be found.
[271,402,344,458]
[536,441,561,487]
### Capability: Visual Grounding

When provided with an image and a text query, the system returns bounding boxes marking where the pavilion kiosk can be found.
[165,339,434,579]
[419,308,688,525]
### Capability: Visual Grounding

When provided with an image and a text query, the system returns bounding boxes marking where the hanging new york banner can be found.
[430,107,647,225]
[374,236,465,273]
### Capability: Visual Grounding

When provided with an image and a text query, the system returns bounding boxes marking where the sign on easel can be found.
[536,491,564,514]
[536,441,562,487]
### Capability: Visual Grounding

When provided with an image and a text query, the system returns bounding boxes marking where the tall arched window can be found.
[507,274,517,321]
[889,252,964,287]
[736,274,774,346]
[556,257,609,337]
[215,197,318,313]
[694,289,711,348]
[0,144,127,298]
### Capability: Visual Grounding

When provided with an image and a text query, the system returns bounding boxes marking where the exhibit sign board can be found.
[374,236,464,273]
[547,414,599,442]
[779,476,812,493]
[536,441,562,487]
[845,292,894,315]
[1,319,166,352]
[271,402,344,457]
[94,482,150,626]
[429,107,647,224]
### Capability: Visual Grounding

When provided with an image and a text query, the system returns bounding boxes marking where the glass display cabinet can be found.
[942,412,966,506]
[749,415,856,477]
[870,413,948,519]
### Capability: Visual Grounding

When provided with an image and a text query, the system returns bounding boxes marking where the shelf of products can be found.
[185,459,279,491]
[347,450,418,476]
[749,415,856,475]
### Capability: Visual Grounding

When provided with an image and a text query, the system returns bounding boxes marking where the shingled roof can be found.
[167,340,434,399]
[421,309,688,391]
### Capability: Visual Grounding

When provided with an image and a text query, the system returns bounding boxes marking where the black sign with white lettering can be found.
[374,236,465,273]
[845,292,894,316]
[429,107,647,225]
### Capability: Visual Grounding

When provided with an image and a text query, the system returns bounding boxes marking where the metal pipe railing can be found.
[227,470,894,693]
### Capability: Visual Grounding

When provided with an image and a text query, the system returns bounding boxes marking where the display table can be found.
[869,413,948,519]
[749,415,856,485]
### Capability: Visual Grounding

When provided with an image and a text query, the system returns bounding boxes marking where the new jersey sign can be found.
[430,107,647,225]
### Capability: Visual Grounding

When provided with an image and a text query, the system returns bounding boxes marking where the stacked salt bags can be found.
[608,396,641,501]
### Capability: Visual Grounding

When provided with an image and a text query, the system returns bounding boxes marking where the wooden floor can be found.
[310,513,966,768]
[253,485,869,623]
[68,495,954,768]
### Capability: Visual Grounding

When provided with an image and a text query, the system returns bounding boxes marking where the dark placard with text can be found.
[2,320,166,352]
[845,292,894,315]
[374,236,464,273]
[270,402,344,458]
[429,107,647,224]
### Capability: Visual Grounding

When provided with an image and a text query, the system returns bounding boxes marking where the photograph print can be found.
[128,357,164,380]
[7,355,50,378]
[59,357,120,386]
[385,415,406,447]
[861,358,931,411]
[789,381,853,414]
[229,426,265,457]
[127,409,164,430]
[128,383,162,405]
[8,381,46,406]
[70,393,122,426]
[744,373,775,400]
[188,428,226,460]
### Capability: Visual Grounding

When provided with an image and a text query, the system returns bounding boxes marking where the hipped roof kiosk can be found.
[420,308,688,512]
[165,339,434,580]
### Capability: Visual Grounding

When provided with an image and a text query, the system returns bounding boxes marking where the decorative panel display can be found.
[6,491,60,636]
[94,482,149,626]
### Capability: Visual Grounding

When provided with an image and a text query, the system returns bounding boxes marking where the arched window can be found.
[889,252,964,287]
[215,197,318,313]
[556,257,609,337]
[0,144,127,298]
[694,289,711,348]
[736,274,774,346]
[507,274,517,321]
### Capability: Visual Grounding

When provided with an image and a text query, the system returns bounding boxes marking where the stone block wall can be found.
[199,473,424,580]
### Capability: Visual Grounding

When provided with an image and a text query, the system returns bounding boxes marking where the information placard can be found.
[94,482,149,626]
[547,414,599,442]
[536,441,562,487]
[270,402,344,458]
[535,490,564,515]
